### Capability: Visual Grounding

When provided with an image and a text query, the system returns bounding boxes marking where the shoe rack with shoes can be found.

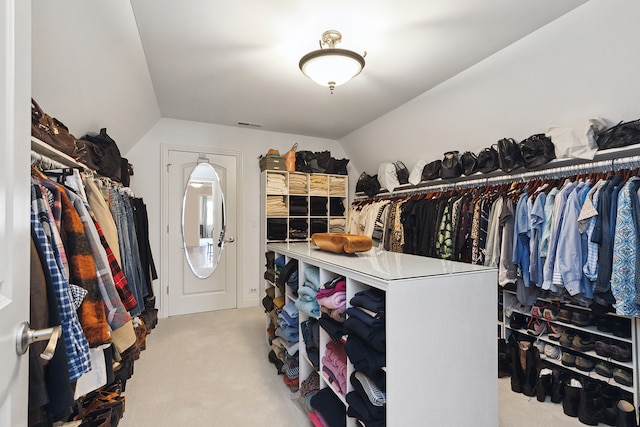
[508,332,638,427]
[502,289,639,425]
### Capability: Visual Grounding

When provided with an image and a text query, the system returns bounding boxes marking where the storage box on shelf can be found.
[264,242,498,426]
[502,288,638,407]
[259,156,286,171]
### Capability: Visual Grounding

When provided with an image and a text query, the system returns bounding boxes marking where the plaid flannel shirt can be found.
[31,206,92,382]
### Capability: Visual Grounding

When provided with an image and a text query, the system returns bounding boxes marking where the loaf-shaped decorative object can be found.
[311,233,372,254]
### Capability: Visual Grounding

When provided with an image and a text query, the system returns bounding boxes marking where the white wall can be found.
[340,1,640,174]
[125,118,353,311]
[32,0,160,154]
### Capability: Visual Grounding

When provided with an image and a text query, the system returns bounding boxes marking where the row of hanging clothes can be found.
[347,156,640,318]
[29,150,157,427]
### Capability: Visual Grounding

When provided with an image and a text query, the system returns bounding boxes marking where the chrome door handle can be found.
[16,322,62,360]
[224,237,235,243]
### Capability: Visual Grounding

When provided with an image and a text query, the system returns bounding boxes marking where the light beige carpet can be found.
[119,306,308,427]
[118,306,590,427]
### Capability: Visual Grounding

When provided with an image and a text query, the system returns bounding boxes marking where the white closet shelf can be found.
[31,137,91,170]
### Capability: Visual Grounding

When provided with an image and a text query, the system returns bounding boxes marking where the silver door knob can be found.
[16,321,62,360]
[225,237,235,243]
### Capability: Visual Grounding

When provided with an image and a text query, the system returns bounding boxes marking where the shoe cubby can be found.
[266,241,497,426]
[503,288,640,410]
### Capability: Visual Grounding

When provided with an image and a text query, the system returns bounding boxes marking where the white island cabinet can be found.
[266,242,498,426]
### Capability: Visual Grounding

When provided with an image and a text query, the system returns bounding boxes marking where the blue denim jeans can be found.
[110,189,145,316]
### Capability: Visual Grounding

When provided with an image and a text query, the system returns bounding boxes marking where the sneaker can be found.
[559,331,575,348]
[595,361,614,378]
[571,310,593,327]
[613,368,634,387]
[571,334,595,352]
[527,319,546,337]
[544,343,561,360]
[509,312,528,330]
[575,356,595,372]
[558,308,573,323]
[530,304,544,319]
[595,340,612,357]
[547,324,566,341]
[543,306,559,321]
[610,343,632,362]
[561,352,576,367]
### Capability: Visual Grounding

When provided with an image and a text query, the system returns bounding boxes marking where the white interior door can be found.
[0,0,31,425]
[167,149,238,316]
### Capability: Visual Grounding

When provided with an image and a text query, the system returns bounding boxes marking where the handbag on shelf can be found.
[460,151,479,176]
[295,150,313,172]
[421,160,441,181]
[440,151,462,179]
[378,162,400,192]
[355,172,381,198]
[75,128,123,181]
[595,119,640,150]
[519,134,556,169]
[284,143,298,172]
[31,98,78,157]
[496,138,523,173]
[394,161,410,185]
[476,147,499,173]
[408,160,427,185]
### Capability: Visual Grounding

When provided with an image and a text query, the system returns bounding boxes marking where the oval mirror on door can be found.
[182,162,226,279]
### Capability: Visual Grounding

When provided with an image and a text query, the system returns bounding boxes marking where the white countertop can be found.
[266,242,496,284]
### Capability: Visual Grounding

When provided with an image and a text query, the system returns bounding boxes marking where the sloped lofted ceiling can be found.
[32,0,588,154]
[129,0,587,140]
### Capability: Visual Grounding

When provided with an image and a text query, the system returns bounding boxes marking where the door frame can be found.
[160,144,243,318]
[0,0,31,424]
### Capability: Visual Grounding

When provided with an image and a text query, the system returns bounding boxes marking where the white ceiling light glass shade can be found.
[299,30,366,94]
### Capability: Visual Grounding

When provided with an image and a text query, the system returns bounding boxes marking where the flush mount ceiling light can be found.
[299,30,366,94]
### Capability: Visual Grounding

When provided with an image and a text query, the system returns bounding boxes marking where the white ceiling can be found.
[129,0,588,141]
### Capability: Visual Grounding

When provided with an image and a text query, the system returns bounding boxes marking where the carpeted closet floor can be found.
[119,306,588,427]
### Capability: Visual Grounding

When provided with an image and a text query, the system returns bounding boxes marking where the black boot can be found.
[551,370,568,404]
[599,385,623,426]
[536,368,553,402]
[578,381,603,425]
[498,338,511,378]
[510,338,524,393]
[563,379,582,417]
[522,342,540,397]
[617,400,638,427]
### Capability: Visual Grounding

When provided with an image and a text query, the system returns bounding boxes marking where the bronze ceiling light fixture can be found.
[299,30,366,94]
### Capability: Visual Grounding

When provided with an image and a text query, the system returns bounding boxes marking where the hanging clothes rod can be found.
[356,153,640,200]
[31,150,75,170]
